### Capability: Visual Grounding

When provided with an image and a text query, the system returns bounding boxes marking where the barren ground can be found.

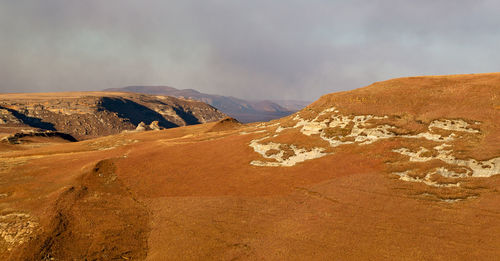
[1,73,499,260]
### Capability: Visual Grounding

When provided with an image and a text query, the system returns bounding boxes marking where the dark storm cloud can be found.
[0,0,499,100]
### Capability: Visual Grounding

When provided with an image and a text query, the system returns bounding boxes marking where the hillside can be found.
[1,73,499,260]
[0,92,226,140]
[104,86,310,123]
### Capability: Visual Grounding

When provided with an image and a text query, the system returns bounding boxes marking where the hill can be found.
[0,92,226,140]
[104,86,310,123]
[1,73,499,260]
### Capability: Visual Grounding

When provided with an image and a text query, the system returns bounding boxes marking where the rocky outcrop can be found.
[135,121,162,132]
[149,121,161,130]
[0,92,226,140]
[0,108,22,125]
[104,86,308,123]
[1,130,77,144]
[135,122,148,132]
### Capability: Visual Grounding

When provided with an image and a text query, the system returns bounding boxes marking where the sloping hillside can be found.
[1,73,499,260]
[0,92,226,140]
[104,86,309,122]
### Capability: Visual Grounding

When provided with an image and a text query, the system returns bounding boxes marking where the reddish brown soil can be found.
[207,117,242,132]
[0,73,499,260]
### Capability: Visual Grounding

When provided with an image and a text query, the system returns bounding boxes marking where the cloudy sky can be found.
[0,1,499,101]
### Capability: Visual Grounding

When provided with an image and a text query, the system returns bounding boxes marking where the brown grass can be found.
[1,73,499,260]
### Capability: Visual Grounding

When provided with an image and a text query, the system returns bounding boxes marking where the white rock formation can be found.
[135,122,147,131]
[392,170,461,188]
[393,144,500,178]
[149,121,161,130]
[248,106,497,190]
[249,137,326,167]
[0,213,37,251]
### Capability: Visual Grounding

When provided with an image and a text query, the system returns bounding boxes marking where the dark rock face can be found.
[104,86,311,123]
[1,130,77,144]
[0,93,226,140]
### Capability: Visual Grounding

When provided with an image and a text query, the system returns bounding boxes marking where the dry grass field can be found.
[0,73,499,260]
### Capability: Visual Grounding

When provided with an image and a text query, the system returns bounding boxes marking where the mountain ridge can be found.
[104,85,311,122]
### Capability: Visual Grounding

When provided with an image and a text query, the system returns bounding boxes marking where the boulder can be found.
[149,121,161,130]
[135,122,147,131]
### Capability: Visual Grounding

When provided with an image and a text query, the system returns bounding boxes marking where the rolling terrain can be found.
[0,92,226,140]
[104,86,310,123]
[1,73,499,260]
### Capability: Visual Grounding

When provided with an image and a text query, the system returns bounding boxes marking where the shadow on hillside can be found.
[172,107,200,125]
[6,131,78,144]
[99,97,178,128]
[0,105,56,130]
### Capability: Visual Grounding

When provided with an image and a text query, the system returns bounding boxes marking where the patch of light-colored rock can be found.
[393,144,500,178]
[249,137,326,167]
[392,171,461,188]
[248,106,494,180]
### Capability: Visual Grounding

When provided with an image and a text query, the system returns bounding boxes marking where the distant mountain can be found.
[269,100,313,111]
[103,86,311,123]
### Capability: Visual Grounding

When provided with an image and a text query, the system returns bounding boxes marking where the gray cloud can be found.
[0,0,499,100]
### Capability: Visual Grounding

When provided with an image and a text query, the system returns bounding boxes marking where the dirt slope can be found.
[1,73,499,260]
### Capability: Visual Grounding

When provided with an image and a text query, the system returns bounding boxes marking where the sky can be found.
[0,0,499,101]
